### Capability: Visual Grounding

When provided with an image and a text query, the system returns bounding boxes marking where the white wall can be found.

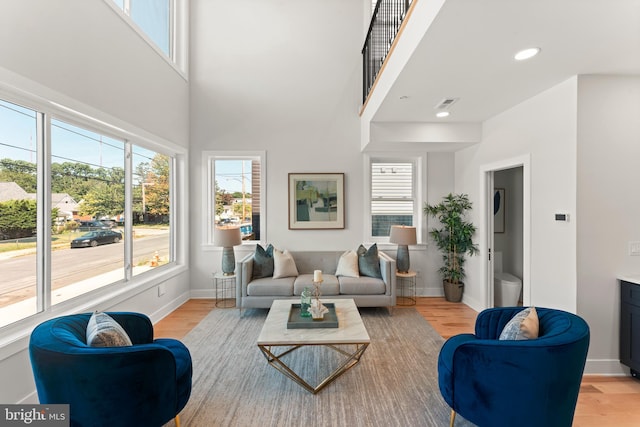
[455,77,578,312]
[0,0,189,143]
[0,0,190,403]
[189,0,371,292]
[576,75,640,374]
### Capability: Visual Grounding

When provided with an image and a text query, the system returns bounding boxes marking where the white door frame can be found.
[480,154,531,308]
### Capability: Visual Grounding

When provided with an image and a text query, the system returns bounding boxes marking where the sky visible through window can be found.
[0,100,155,177]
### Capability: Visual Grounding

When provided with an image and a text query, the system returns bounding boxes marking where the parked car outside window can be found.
[70,230,123,248]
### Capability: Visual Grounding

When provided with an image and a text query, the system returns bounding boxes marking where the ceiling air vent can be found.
[435,98,459,110]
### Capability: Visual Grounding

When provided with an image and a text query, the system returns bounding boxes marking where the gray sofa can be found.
[235,250,396,314]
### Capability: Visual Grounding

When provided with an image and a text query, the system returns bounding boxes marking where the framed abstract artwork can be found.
[288,173,345,229]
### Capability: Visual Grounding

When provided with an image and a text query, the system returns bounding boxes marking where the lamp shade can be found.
[389,225,417,245]
[214,226,242,248]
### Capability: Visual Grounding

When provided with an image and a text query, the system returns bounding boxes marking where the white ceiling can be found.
[372,0,640,124]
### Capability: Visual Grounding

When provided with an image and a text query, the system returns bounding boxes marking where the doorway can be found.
[482,156,530,309]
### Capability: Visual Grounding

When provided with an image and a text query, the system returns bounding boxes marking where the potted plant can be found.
[424,193,479,302]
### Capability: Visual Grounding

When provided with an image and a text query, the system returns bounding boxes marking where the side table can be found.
[213,272,236,308]
[396,271,416,306]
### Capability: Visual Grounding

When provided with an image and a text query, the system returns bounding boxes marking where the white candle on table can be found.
[314,270,322,282]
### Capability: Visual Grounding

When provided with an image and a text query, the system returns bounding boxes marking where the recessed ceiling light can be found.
[514,47,541,61]
[436,111,450,118]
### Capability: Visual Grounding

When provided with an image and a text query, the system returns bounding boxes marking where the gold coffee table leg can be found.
[258,343,369,394]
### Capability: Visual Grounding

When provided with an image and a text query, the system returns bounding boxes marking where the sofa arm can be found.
[236,253,254,304]
[378,252,396,300]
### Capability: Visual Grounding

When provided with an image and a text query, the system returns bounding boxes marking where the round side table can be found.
[396,270,416,306]
[213,272,236,308]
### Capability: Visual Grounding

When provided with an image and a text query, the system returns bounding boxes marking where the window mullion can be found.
[124,141,133,281]
[36,113,52,312]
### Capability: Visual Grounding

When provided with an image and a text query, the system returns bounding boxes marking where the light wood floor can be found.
[155,297,640,427]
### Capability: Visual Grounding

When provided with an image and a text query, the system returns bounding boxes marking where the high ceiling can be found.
[372,0,640,124]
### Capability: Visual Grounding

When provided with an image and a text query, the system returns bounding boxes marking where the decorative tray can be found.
[287,303,338,329]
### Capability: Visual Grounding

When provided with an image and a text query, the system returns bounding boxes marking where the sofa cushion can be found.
[293,274,340,296]
[252,244,274,280]
[499,306,539,340]
[86,312,132,347]
[357,244,382,279]
[339,276,386,295]
[247,277,294,296]
[273,249,299,278]
[335,250,359,278]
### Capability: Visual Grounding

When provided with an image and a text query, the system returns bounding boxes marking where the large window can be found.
[204,152,265,246]
[0,100,38,323]
[367,155,423,242]
[0,95,178,328]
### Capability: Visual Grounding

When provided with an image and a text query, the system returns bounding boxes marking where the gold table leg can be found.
[258,343,369,394]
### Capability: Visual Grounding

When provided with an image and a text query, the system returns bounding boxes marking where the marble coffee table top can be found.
[257,298,370,346]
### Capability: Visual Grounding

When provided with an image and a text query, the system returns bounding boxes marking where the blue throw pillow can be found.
[357,243,382,279]
[252,244,274,279]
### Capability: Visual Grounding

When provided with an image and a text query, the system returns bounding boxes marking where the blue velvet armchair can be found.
[29,312,192,427]
[438,307,590,427]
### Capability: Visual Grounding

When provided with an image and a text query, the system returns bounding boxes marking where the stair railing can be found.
[362,0,414,104]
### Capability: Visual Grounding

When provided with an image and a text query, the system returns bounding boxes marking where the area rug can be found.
[176,306,475,427]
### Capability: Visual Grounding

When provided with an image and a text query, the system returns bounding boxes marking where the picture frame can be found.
[494,188,505,233]
[288,173,345,229]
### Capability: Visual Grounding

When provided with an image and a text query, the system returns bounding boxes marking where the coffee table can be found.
[257,298,370,394]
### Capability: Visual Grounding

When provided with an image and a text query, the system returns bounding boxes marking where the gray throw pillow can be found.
[252,244,274,279]
[357,243,382,279]
[86,312,132,347]
[499,307,539,340]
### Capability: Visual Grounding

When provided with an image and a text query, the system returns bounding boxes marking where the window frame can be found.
[0,83,187,345]
[364,152,426,245]
[104,0,188,78]
[203,151,267,248]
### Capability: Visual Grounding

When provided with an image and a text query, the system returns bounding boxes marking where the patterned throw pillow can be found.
[357,244,382,279]
[273,249,299,278]
[335,250,359,278]
[252,244,274,279]
[499,307,539,340]
[86,312,132,347]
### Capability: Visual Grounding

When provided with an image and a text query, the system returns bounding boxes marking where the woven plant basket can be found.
[443,281,464,302]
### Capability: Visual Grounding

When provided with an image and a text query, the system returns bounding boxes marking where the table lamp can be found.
[215,226,242,275]
[389,225,417,274]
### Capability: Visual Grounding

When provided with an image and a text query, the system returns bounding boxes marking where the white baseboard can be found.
[584,359,629,376]
[189,289,215,299]
[148,290,191,324]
